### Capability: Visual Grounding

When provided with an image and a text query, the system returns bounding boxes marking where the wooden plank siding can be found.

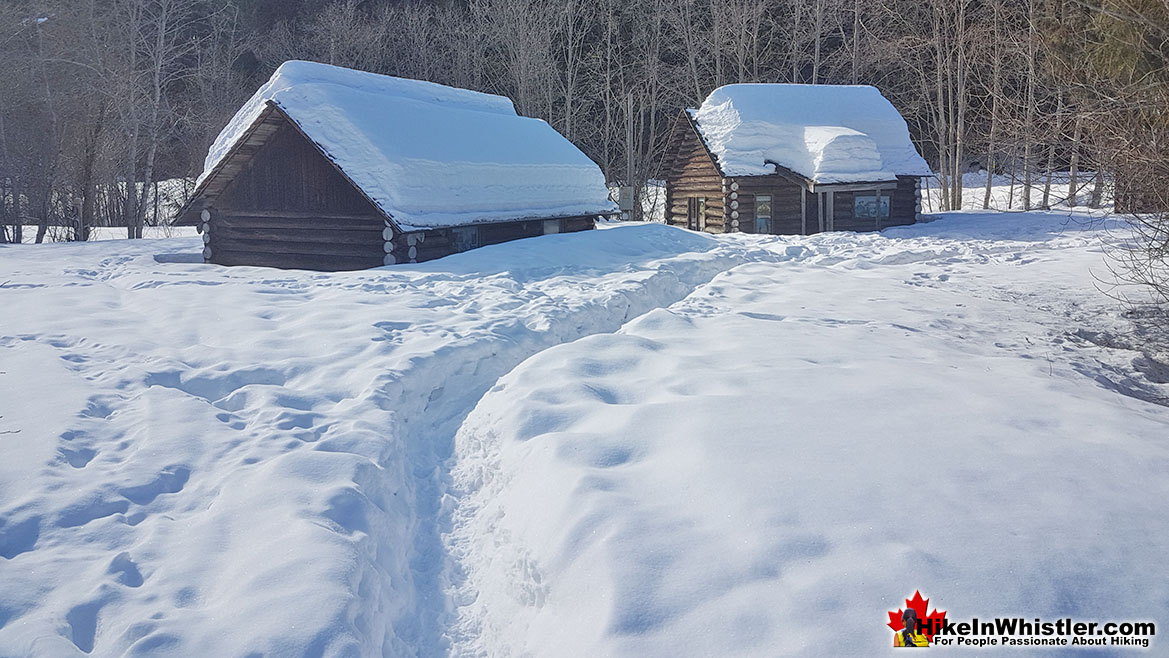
[204,117,387,270]
[217,122,379,217]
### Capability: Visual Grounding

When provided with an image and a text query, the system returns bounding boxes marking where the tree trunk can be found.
[951,0,967,211]
[1067,113,1083,207]
[932,6,951,211]
[791,0,803,82]
[811,0,824,84]
[1022,1,1036,211]
[851,0,860,84]
[984,0,1002,210]
[35,21,61,245]
[1041,92,1063,209]
[77,103,106,243]
[12,180,22,244]
[0,80,9,244]
[1007,147,1017,210]
[124,139,139,239]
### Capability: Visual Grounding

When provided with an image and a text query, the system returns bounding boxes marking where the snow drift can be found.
[446,212,1169,657]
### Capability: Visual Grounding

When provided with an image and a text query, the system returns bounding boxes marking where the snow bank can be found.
[447,211,1169,657]
[693,84,932,183]
[197,61,616,231]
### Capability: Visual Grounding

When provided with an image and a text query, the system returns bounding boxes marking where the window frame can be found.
[853,193,891,220]
[755,194,772,234]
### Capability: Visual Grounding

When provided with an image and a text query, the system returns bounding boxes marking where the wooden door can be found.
[687,197,706,231]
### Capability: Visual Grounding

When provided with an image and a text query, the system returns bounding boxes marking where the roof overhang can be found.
[808,179,903,194]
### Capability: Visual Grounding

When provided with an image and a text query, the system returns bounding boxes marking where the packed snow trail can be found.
[445,211,1169,658]
[0,225,770,657]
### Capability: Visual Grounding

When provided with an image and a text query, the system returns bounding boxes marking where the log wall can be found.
[205,120,387,271]
[385,216,595,266]
[888,176,920,228]
[198,113,598,271]
[828,176,920,232]
[660,106,925,237]
[661,112,725,232]
[734,177,806,234]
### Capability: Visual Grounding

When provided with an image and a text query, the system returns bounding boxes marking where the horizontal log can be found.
[564,218,595,232]
[209,236,386,259]
[401,247,453,261]
[670,180,721,188]
[673,168,718,178]
[219,209,383,221]
[215,225,382,245]
[211,249,383,272]
[216,215,384,232]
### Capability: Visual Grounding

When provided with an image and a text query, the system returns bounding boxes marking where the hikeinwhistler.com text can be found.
[919,617,1155,648]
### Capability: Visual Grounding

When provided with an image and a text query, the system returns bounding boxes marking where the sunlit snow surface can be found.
[1,211,1167,657]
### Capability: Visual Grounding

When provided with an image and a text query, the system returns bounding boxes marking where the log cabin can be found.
[661,84,932,235]
[175,61,617,270]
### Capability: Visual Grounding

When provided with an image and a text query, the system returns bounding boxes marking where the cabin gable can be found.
[194,111,389,271]
[218,119,382,217]
[662,111,725,233]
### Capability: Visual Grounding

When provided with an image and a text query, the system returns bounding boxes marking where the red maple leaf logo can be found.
[887,590,947,642]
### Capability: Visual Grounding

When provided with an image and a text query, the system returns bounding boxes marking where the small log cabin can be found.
[175,61,617,270]
[661,84,932,235]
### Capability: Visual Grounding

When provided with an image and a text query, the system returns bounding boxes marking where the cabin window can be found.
[543,219,561,235]
[755,195,772,234]
[854,194,891,219]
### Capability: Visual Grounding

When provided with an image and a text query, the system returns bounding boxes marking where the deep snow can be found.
[693,84,932,182]
[447,213,1169,657]
[2,210,1167,657]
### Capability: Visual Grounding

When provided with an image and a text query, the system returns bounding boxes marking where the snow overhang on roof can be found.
[194,61,616,231]
[692,83,933,185]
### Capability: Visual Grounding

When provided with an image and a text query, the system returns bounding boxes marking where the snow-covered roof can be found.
[692,84,932,184]
[197,61,616,231]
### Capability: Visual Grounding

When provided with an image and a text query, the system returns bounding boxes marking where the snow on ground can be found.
[923,171,1108,214]
[13,226,199,244]
[446,211,1169,657]
[2,210,1168,657]
[0,225,762,657]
